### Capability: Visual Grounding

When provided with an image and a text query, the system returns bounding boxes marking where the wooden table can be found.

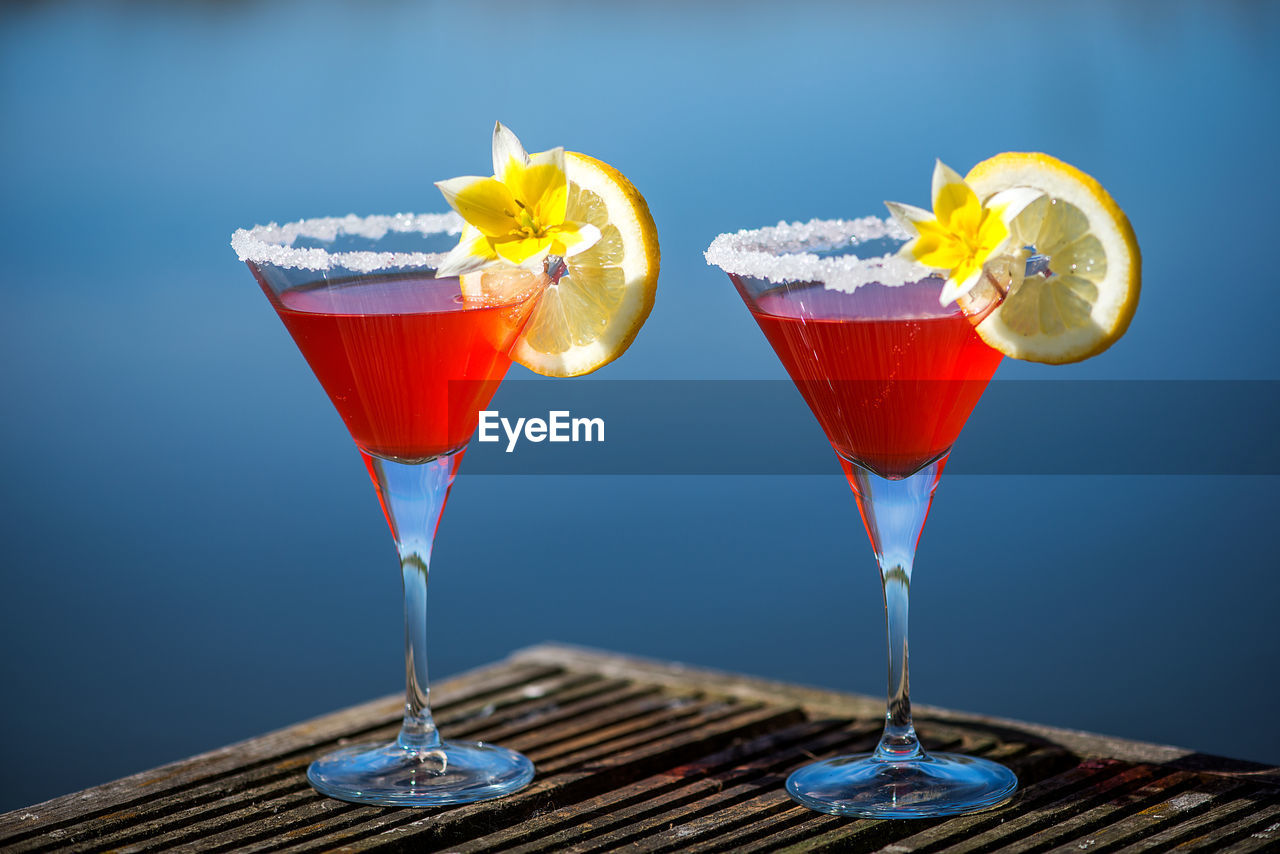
[3,643,1277,852]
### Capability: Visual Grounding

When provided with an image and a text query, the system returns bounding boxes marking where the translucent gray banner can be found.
[452,381,1279,475]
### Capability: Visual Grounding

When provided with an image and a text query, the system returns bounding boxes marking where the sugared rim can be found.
[230,212,464,273]
[704,216,939,292]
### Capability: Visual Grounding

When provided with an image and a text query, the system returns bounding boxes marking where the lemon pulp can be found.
[964,152,1140,364]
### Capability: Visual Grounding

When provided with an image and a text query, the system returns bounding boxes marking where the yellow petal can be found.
[988,187,1044,229]
[949,255,984,293]
[436,176,519,238]
[975,207,1010,256]
[435,226,499,277]
[929,160,984,236]
[908,231,944,263]
[521,148,568,225]
[548,221,602,258]
[884,200,934,235]
[935,180,982,234]
[492,122,529,183]
[910,220,966,270]
[930,160,966,211]
[938,264,986,307]
[493,234,553,266]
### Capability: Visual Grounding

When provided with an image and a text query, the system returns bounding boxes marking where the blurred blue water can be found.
[2,0,1278,811]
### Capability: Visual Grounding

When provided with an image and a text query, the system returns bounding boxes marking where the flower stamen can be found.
[434,122,602,278]
[885,160,1044,307]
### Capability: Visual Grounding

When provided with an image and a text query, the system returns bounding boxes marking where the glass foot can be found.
[307,740,535,807]
[786,751,1016,818]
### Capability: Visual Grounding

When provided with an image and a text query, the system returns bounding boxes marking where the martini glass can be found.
[707,217,1017,818]
[232,213,541,807]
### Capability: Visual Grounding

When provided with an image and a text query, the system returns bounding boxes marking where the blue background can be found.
[2,0,1277,811]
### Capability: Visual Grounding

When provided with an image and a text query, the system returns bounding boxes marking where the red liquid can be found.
[746,279,1002,478]
[267,275,534,461]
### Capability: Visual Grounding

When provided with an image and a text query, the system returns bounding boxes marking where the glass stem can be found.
[841,454,947,763]
[363,449,464,753]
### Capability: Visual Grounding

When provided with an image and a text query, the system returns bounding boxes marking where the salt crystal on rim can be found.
[230,212,465,273]
[704,216,942,292]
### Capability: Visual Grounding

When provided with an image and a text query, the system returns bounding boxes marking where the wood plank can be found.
[677,743,1077,854]
[275,705,803,853]
[456,719,866,854]
[2,643,1277,853]
[1112,796,1280,852]
[1218,805,1280,852]
[0,660,562,845]
[1037,771,1237,853]
[496,726,877,854]
[5,665,594,853]
[513,644,1280,778]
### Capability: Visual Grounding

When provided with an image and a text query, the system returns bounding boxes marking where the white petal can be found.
[526,145,566,175]
[884,201,934,235]
[560,222,601,257]
[931,159,967,208]
[456,222,485,246]
[492,121,529,182]
[434,175,491,209]
[989,186,1045,226]
[515,246,552,271]
[895,236,922,262]
[435,231,496,277]
[435,252,490,278]
[937,265,985,307]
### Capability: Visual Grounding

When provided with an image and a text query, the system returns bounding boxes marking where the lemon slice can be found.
[462,152,659,377]
[963,152,1141,364]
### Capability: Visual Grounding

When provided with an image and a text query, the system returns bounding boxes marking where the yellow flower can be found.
[435,123,601,277]
[886,160,1042,306]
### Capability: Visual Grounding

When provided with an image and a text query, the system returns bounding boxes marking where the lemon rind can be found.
[966,152,1141,364]
[508,151,659,377]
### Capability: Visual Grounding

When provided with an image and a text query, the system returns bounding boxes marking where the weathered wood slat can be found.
[684,742,1077,854]
[942,763,1167,854]
[3,643,1277,852]
[22,669,612,854]
[1220,807,1280,852]
[0,661,562,843]
[515,730,873,854]
[264,704,797,854]
[1112,796,1280,852]
[1034,769,1198,852]
[462,720,866,854]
